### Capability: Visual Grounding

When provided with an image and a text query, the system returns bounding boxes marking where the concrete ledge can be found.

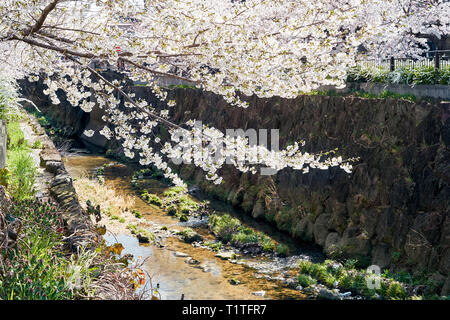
[321,83,450,100]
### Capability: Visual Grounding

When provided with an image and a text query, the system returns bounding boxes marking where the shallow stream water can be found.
[63,154,324,300]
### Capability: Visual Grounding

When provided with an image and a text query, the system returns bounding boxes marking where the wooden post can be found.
[390,57,395,72]
[0,120,7,169]
[434,52,440,84]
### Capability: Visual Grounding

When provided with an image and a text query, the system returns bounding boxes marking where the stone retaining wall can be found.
[19,78,450,277]
[28,115,92,250]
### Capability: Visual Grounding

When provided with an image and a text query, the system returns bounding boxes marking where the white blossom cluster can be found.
[0,0,447,185]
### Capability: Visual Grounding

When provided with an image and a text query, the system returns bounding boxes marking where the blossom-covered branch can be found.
[0,0,447,185]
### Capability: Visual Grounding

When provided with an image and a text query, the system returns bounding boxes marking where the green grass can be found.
[7,120,26,150]
[297,274,317,287]
[31,139,42,149]
[208,213,242,243]
[132,210,143,219]
[126,223,154,242]
[204,241,223,252]
[295,259,448,300]
[5,119,37,200]
[302,89,417,102]
[208,213,277,253]
[166,204,177,216]
[276,244,291,257]
[7,150,37,200]
[163,186,188,198]
[0,199,98,299]
[140,191,162,206]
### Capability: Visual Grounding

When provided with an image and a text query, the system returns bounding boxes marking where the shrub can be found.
[276,244,290,257]
[231,229,259,245]
[141,191,162,206]
[385,281,407,300]
[297,274,317,287]
[204,241,223,252]
[260,235,276,252]
[163,186,187,197]
[166,204,177,216]
[208,214,242,243]
[177,195,199,212]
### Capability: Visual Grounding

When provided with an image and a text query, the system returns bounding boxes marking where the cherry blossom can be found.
[0,0,447,186]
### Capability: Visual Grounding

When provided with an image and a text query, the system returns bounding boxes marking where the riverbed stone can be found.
[215,251,236,260]
[175,251,190,257]
[136,232,150,243]
[185,257,201,265]
[283,278,298,289]
[252,291,265,297]
[182,230,203,243]
[318,288,340,300]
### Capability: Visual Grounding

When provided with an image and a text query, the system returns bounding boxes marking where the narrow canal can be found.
[63,153,324,300]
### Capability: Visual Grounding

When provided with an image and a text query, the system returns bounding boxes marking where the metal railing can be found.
[356,50,450,84]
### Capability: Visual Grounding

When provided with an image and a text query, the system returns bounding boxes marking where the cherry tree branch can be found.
[24,0,61,36]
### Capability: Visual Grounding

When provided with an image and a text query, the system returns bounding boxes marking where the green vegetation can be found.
[7,151,37,200]
[0,197,148,300]
[176,195,199,214]
[140,190,162,206]
[166,204,177,216]
[163,186,188,198]
[0,78,20,121]
[31,139,42,149]
[132,210,143,219]
[208,213,277,253]
[296,259,448,300]
[0,80,145,300]
[276,244,291,257]
[297,274,317,287]
[1,199,82,299]
[208,214,241,243]
[126,224,154,243]
[204,241,223,252]
[347,64,450,85]
[0,198,117,299]
[132,167,171,183]
[4,116,37,200]
[303,88,417,102]
[167,84,198,90]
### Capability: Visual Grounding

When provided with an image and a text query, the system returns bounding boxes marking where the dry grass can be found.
[73,173,135,217]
